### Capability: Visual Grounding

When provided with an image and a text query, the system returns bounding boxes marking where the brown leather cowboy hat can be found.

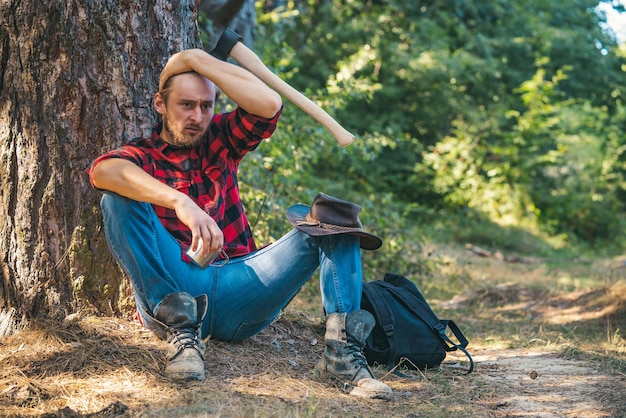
[286,192,382,250]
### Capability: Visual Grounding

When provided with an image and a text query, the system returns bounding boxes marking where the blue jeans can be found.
[100,192,363,341]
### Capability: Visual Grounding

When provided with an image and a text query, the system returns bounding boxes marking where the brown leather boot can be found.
[315,309,392,400]
[153,292,208,381]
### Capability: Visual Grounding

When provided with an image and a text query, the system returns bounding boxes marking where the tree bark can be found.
[199,0,256,49]
[0,0,201,321]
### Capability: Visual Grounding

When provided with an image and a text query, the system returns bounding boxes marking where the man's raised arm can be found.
[159,49,282,119]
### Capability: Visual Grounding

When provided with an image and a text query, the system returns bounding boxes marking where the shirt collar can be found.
[151,123,171,152]
[150,122,208,158]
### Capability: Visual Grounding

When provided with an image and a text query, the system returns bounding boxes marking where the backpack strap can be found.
[440,320,474,374]
[362,283,398,369]
[441,320,469,350]
[375,279,474,374]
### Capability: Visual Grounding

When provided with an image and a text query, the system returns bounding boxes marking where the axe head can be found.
[209,28,243,61]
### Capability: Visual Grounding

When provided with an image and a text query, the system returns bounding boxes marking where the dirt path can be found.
[475,348,623,417]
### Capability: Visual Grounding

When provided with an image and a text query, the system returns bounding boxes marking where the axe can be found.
[210,28,355,147]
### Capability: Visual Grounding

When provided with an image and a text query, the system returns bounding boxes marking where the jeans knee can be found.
[101,191,128,212]
[101,191,148,218]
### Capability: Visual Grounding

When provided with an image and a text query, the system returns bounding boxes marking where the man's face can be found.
[154,73,216,148]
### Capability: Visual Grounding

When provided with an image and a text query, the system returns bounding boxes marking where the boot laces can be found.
[345,333,369,368]
[169,324,201,351]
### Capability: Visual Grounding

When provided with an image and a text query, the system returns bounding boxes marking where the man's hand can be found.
[159,50,193,91]
[173,196,224,256]
[159,49,215,91]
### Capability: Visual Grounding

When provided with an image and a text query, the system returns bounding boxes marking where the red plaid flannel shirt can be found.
[89,106,281,260]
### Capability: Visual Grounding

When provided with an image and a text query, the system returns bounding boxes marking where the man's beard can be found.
[162,116,206,149]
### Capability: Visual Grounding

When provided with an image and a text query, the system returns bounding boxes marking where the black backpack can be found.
[361,272,474,374]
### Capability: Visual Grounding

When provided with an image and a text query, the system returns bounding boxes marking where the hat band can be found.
[295,219,364,233]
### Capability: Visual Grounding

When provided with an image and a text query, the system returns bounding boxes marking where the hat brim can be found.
[286,204,382,250]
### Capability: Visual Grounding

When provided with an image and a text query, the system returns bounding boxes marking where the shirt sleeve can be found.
[211,106,282,159]
[86,145,149,189]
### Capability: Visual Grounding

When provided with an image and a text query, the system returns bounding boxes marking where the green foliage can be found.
[214,0,626,256]
[423,60,626,244]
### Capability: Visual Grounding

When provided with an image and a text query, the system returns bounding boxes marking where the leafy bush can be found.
[213,0,626,259]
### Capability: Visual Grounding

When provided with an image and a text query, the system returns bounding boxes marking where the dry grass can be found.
[0,311,485,417]
[1,248,626,417]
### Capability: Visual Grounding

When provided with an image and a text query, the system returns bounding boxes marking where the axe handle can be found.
[229,42,355,147]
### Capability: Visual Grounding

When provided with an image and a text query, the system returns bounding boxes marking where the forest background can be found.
[230,0,626,281]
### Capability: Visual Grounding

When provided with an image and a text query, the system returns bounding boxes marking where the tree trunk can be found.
[0,0,201,322]
[199,0,256,49]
